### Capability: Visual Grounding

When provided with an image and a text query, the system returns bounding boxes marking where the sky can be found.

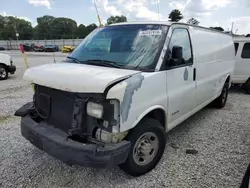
[0,0,250,34]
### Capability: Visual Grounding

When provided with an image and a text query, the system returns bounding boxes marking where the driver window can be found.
[168,28,192,67]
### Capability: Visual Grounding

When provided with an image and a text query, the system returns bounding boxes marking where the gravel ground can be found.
[0,51,249,188]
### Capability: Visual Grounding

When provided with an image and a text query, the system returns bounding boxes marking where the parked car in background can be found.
[22,43,32,52]
[0,46,5,51]
[62,45,76,53]
[232,37,250,94]
[15,22,235,177]
[0,53,16,80]
[44,45,59,52]
[34,45,44,52]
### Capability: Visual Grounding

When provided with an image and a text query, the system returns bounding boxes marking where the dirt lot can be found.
[0,51,249,188]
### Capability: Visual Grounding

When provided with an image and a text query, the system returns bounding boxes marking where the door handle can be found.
[193,68,196,81]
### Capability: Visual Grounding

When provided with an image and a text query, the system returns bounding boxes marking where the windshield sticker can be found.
[139,30,162,36]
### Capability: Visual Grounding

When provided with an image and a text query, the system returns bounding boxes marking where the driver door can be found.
[166,27,197,129]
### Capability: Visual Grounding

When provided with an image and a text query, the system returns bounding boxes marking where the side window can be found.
[167,28,192,68]
[241,43,250,59]
[234,43,239,55]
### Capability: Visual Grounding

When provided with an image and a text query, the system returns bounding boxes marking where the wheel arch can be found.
[226,75,231,84]
[131,105,167,131]
[0,62,7,68]
[224,74,231,88]
[0,62,8,80]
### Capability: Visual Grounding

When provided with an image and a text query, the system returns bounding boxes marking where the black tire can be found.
[119,118,166,177]
[0,64,8,80]
[242,79,250,94]
[213,82,229,108]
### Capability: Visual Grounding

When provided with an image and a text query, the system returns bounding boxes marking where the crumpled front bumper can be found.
[16,104,131,168]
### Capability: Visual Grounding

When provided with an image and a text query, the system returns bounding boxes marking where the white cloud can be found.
[169,1,186,12]
[0,11,37,26]
[94,0,166,21]
[19,16,32,23]
[169,0,232,18]
[207,16,250,35]
[0,11,8,17]
[151,0,160,5]
[228,17,250,34]
[103,0,122,16]
[91,0,250,35]
[27,0,51,9]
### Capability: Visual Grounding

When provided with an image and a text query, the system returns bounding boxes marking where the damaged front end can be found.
[15,84,130,167]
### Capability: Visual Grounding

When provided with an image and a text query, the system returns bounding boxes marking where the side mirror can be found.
[168,46,183,67]
[172,46,183,60]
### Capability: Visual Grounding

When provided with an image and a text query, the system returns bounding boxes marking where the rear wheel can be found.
[213,82,229,108]
[119,118,166,177]
[0,64,8,80]
[242,79,250,94]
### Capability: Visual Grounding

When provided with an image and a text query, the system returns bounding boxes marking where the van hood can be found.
[23,63,141,93]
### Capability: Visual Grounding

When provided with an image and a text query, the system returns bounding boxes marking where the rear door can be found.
[235,42,250,83]
[166,26,196,129]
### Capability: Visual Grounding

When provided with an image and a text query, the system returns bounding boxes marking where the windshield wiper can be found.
[85,59,123,69]
[66,56,82,64]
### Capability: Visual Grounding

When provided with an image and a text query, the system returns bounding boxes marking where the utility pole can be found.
[231,22,234,34]
[15,26,19,41]
[14,17,19,50]
[93,0,103,27]
[157,0,160,21]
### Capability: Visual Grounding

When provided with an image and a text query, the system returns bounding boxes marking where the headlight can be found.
[87,102,103,119]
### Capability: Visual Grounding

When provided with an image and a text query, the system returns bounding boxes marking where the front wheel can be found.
[119,118,166,177]
[213,82,229,108]
[0,65,8,80]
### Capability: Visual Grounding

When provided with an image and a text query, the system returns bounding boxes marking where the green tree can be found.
[210,27,224,32]
[106,15,127,25]
[77,24,88,38]
[36,15,55,39]
[168,9,183,22]
[17,18,33,40]
[0,15,4,39]
[0,16,33,40]
[51,17,77,39]
[86,23,97,33]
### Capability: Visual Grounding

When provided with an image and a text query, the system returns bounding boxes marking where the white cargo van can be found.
[15,22,235,176]
[0,53,16,80]
[232,37,250,94]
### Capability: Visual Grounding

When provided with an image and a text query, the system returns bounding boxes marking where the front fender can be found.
[107,72,168,132]
[0,54,11,66]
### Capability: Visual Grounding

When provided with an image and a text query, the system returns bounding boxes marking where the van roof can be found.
[110,21,173,26]
[233,37,250,42]
[109,21,229,35]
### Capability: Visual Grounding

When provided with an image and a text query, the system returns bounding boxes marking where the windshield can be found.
[68,24,168,71]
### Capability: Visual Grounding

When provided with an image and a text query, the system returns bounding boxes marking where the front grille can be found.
[34,85,86,133]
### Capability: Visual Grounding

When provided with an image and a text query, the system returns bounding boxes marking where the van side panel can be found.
[190,27,235,106]
[233,41,250,84]
[106,72,168,132]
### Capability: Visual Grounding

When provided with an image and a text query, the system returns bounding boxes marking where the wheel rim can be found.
[0,68,6,78]
[133,132,159,166]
